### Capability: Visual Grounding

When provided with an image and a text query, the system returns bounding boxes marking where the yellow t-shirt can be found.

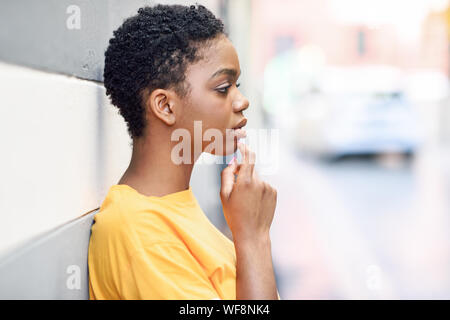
[88,184,237,300]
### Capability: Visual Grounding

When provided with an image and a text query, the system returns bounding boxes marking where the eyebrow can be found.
[209,68,241,80]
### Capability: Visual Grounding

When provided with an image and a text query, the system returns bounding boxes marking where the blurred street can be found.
[267,123,450,299]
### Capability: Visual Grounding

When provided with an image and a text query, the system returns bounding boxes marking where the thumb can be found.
[220,157,238,200]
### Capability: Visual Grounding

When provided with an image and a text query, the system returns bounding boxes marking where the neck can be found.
[118,130,198,197]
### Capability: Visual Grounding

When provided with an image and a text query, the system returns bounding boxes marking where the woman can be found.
[88,4,279,300]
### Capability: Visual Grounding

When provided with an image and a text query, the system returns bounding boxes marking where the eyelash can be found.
[216,83,241,94]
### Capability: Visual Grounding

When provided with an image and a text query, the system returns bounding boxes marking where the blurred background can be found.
[0,0,449,299]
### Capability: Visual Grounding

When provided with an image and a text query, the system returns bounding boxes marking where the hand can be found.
[220,142,277,243]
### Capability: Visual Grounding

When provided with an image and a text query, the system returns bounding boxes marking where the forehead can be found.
[186,36,241,82]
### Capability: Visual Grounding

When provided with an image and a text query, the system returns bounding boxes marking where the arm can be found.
[234,233,278,300]
[220,142,279,300]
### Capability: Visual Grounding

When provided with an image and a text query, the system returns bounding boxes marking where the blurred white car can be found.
[294,66,421,158]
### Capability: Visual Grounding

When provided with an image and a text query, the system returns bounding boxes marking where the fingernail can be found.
[228,156,236,166]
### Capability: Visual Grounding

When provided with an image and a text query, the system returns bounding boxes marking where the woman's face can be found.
[177,35,249,157]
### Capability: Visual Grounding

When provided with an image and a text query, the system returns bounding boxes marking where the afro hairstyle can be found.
[103,4,225,138]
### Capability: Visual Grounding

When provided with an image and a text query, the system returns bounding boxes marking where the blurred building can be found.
[251,0,449,76]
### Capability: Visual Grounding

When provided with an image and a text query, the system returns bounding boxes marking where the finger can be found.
[220,157,238,200]
[238,142,256,166]
[253,167,259,180]
[234,164,242,177]
[238,141,248,163]
[237,142,256,179]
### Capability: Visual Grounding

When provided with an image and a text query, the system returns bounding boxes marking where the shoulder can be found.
[91,191,185,253]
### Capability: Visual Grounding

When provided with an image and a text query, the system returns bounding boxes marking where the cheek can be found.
[187,93,236,156]
[190,92,232,130]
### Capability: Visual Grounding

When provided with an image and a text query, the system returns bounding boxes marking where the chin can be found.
[223,137,239,155]
[203,137,238,156]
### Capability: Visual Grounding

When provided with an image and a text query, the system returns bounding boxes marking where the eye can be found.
[216,84,232,94]
[216,83,241,94]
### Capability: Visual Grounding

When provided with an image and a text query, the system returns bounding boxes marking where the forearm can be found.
[234,233,279,300]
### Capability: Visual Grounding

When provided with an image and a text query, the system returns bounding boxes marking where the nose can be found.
[232,92,249,113]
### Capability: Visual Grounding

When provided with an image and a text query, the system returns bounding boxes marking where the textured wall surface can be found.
[0,0,152,81]
[0,62,131,253]
[0,210,98,300]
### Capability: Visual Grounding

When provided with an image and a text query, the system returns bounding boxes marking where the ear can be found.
[146,89,177,126]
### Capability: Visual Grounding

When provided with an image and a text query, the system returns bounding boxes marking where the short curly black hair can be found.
[103,4,225,139]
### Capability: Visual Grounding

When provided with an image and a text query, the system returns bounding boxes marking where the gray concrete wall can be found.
[0,0,154,81]
[0,210,98,299]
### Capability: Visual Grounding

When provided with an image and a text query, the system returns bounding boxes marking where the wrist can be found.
[233,231,271,251]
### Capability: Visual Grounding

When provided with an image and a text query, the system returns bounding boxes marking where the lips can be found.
[233,118,247,130]
[230,118,247,140]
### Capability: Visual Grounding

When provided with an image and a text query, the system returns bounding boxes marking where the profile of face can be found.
[181,35,250,157]
[147,35,249,160]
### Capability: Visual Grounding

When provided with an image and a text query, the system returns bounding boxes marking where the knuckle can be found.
[219,190,227,201]
[261,181,268,193]
[240,177,252,187]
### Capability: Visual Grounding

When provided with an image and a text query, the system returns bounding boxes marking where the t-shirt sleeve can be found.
[122,242,221,300]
